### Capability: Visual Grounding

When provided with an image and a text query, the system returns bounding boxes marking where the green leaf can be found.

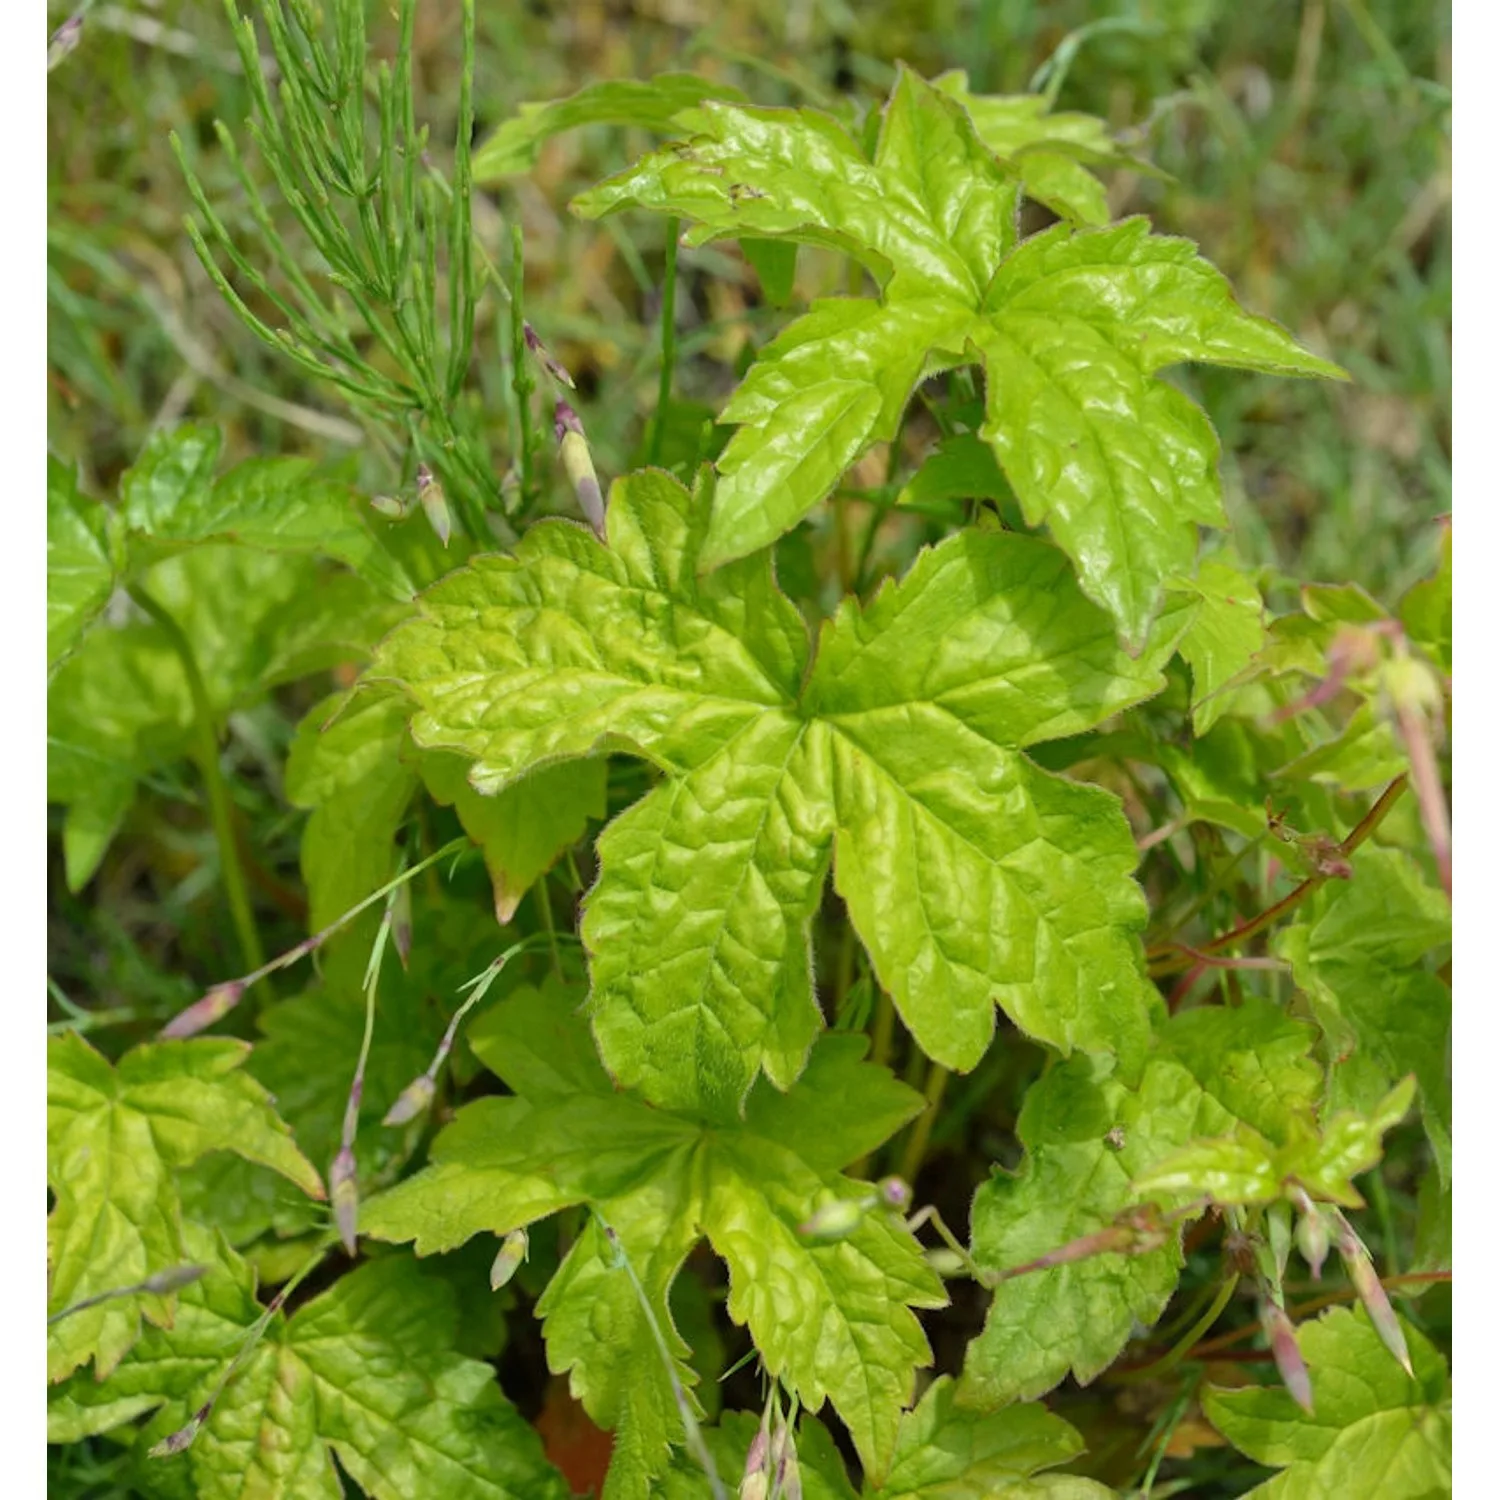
[364,987,944,1482]
[1203,1307,1450,1498]
[472,74,747,179]
[1157,998,1321,1146]
[575,68,1341,645]
[48,454,118,669]
[742,237,798,306]
[1400,521,1451,672]
[896,431,1013,521]
[49,1233,567,1500]
[416,751,607,922]
[1277,847,1451,1181]
[47,1034,323,1383]
[124,443,413,601]
[1133,1077,1415,1208]
[49,546,403,889]
[1171,557,1267,734]
[933,70,1150,227]
[660,1410,857,1499]
[377,471,1178,1114]
[961,1052,1228,1406]
[870,1376,1113,1497]
[285,688,418,987]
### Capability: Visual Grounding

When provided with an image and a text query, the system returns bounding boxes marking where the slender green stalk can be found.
[1118,1275,1240,1383]
[509,221,536,509]
[149,1236,336,1459]
[160,835,469,1038]
[898,1062,950,1184]
[648,221,680,466]
[126,584,265,977]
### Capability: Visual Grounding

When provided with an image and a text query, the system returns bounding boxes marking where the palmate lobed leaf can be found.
[362,984,944,1487]
[374,468,1185,1116]
[48,1228,566,1500]
[963,998,1398,1406]
[46,1034,323,1383]
[574,66,1343,646]
[1203,1307,1451,1498]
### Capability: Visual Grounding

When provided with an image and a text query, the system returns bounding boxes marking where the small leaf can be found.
[869,1376,1112,1496]
[49,1234,567,1499]
[47,1034,323,1383]
[364,991,942,1481]
[473,74,747,180]
[47,454,117,669]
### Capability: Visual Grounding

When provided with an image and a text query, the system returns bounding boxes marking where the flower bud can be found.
[877,1176,911,1213]
[160,981,245,1040]
[1262,1300,1313,1413]
[142,1264,208,1296]
[798,1195,871,1242]
[524,322,576,388]
[369,493,410,520]
[415,463,451,547]
[391,879,412,970]
[738,1422,771,1500]
[1337,1222,1413,1376]
[330,1146,359,1256]
[1292,1193,1330,1280]
[49,15,83,71]
[382,1073,435,1127]
[490,1229,528,1291]
[149,1402,210,1458]
[554,400,605,538]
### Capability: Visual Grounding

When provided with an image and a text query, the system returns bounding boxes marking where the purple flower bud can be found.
[330,1147,359,1256]
[160,981,245,1040]
[798,1195,871,1242]
[1292,1192,1330,1280]
[49,15,83,71]
[524,322,576,388]
[141,1264,208,1296]
[489,1229,528,1291]
[877,1176,912,1212]
[149,1402,209,1459]
[391,880,412,970]
[1338,1229,1413,1376]
[415,464,451,548]
[1263,1301,1313,1413]
[381,1073,435,1127]
[553,401,606,538]
[738,1423,771,1500]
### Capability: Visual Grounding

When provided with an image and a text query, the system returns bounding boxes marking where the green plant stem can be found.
[1118,1275,1240,1384]
[648,220,680,466]
[126,584,265,978]
[899,1063,950,1183]
[509,221,535,510]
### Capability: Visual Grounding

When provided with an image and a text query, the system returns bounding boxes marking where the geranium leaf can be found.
[1203,1307,1450,1498]
[961,1052,1227,1406]
[871,1376,1112,1497]
[377,472,1179,1113]
[416,751,608,922]
[472,74,747,180]
[49,1232,567,1500]
[46,1035,323,1383]
[47,454,118,669]
[1171,556,1268,733]
[575,69,1341,645]
[1277,846,1451,1181]
[364,987,943,1482]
